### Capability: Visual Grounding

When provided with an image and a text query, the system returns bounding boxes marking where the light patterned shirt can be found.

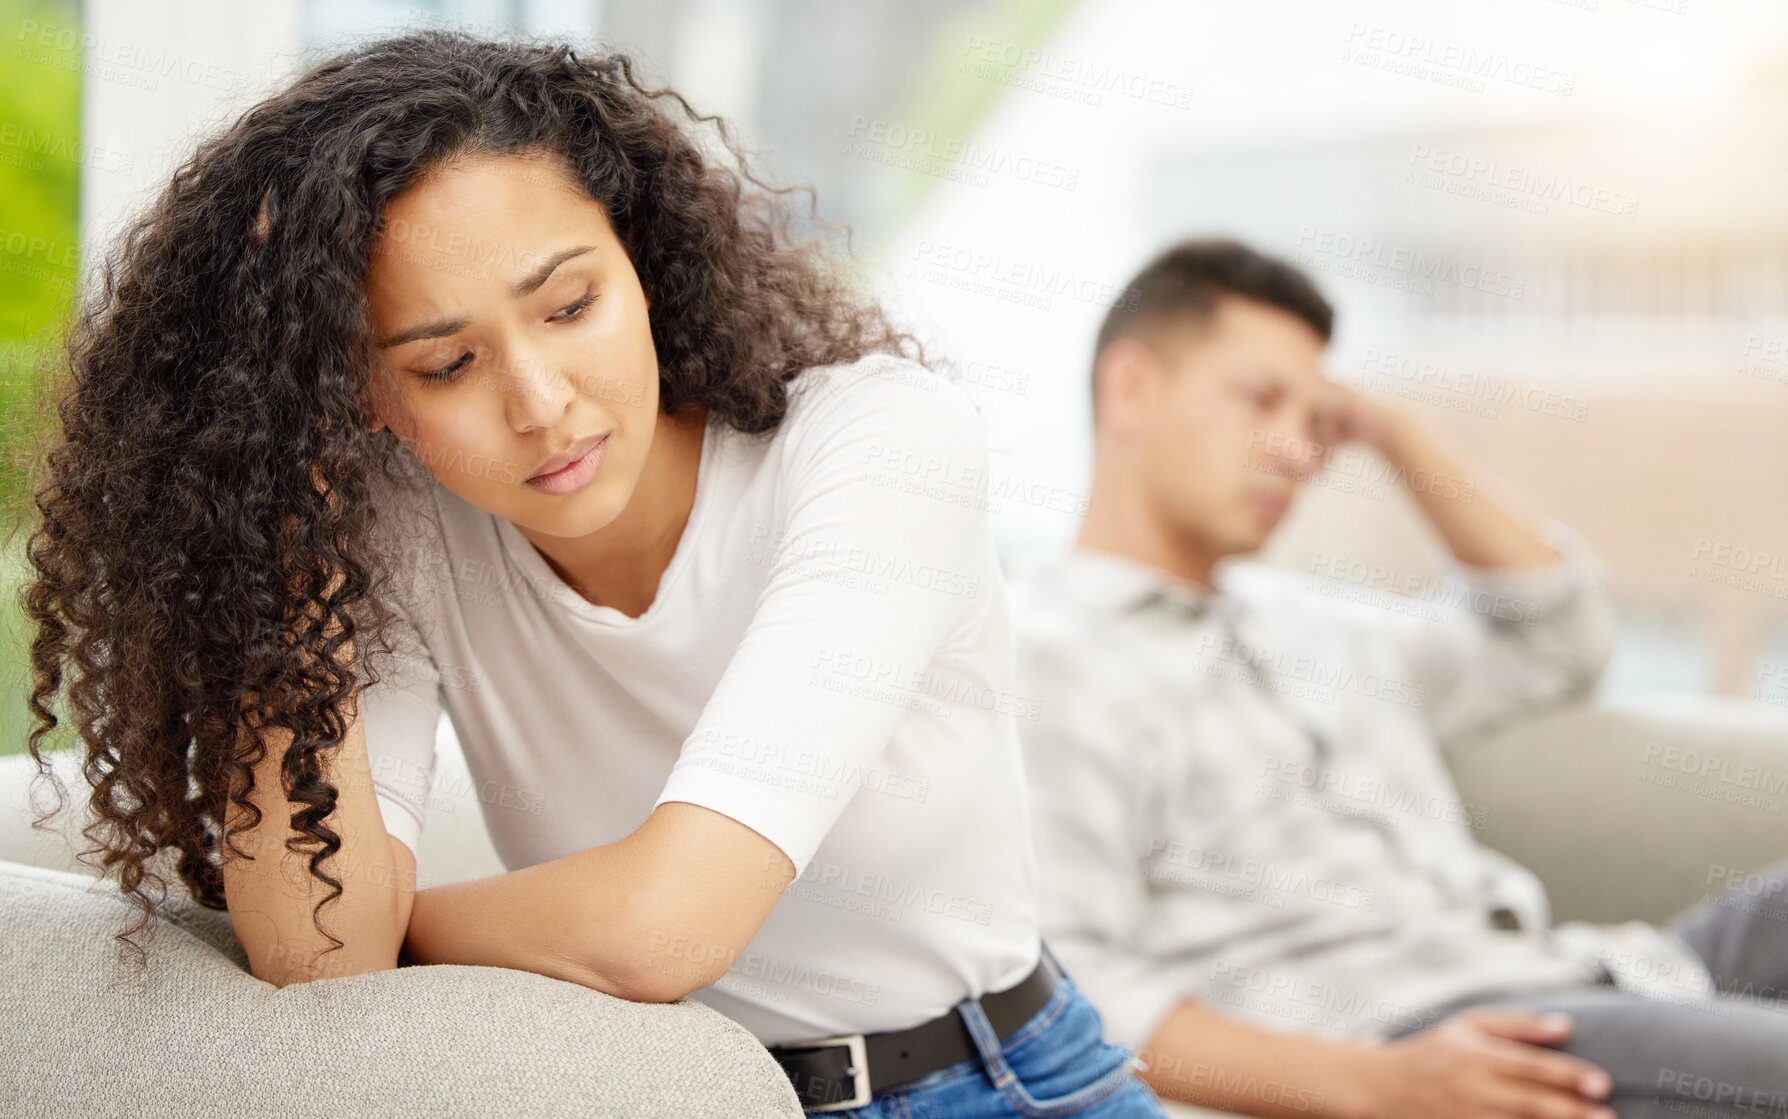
[1008,528,1713,1050]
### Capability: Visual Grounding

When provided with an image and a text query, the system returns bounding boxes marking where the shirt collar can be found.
[1033,546,1219,617]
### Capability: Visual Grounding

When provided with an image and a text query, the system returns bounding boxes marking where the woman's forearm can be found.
[221,673,415,987]
[402,844,640,994]
[400,802,795,1003]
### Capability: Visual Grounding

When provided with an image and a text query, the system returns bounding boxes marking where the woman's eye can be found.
[421,352,472,384]
[551,293,597,322]
[415,295,593,384]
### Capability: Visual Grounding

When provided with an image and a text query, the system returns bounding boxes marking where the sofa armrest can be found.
[1444,693,1788,925]
[0,858,804,1117]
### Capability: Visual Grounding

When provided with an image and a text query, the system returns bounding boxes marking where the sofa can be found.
[4,692,1785,1118]
[0,713,806,1119]
[1159,690,1788,1118]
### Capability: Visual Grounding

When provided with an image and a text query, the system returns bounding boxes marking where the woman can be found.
[23,29,1166,1118]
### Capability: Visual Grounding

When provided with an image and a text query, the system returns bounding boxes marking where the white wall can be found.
[78,0,303,271]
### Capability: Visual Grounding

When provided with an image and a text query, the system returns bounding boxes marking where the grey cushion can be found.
[0,858,804,1117]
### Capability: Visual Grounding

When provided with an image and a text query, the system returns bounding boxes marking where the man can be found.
[1010,239,1788,1119]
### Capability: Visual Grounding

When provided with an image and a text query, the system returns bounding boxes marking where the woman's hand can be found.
[1356,1008,1616,1119]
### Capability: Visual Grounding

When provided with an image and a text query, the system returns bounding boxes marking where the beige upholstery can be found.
[6,694,1785,1118]
[0,725,803,1118]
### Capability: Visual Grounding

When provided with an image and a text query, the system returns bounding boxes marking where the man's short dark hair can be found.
[1090,238,1334,421]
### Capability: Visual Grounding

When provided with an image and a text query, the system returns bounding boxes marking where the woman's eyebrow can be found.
[376,244,597,349]
[378,315,471,349]
[511,244,595,298]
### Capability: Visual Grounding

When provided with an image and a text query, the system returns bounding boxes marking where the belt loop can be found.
[954,992,1021,1092]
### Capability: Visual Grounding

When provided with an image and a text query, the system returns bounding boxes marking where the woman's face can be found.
[361,150,660,538]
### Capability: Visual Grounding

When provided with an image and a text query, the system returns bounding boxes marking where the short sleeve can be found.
[356,477,449,861]
[356,594,442,861]
[651,357,995,875]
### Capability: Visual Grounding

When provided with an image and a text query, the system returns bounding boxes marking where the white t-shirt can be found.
[355,351,1042,1044]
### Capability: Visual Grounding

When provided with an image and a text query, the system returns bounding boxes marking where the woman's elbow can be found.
[586,941,722,1004]
[577,916,736,1004]
[611,969,700,1004]
[250,940,403,989]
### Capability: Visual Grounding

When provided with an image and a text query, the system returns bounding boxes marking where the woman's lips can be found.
[1251,491,1290,523]
[525,434,609,495]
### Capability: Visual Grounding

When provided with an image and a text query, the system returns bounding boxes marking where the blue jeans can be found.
[812,971,1167,1118]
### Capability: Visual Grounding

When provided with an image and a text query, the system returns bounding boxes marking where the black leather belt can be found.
[766,944,1062,1112]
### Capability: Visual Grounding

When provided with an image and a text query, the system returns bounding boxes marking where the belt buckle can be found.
[777,1033,871,1112]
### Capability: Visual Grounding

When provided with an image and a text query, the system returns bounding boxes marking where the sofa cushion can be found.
[0,859,803,1118]
[1446,693,1788,924]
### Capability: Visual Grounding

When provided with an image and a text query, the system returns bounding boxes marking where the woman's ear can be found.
[358,389,389,435]
[249,188,272,244]
[360,365,400,434]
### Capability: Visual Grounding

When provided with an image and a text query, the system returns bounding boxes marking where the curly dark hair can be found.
[17,27,928,979]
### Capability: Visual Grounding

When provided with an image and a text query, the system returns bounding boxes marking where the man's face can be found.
[1120,296,1332,558]
[361,149,661,538]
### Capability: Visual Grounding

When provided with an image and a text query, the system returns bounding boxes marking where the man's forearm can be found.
[1377,413,1560,572]
[1133,998,1381,1119]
